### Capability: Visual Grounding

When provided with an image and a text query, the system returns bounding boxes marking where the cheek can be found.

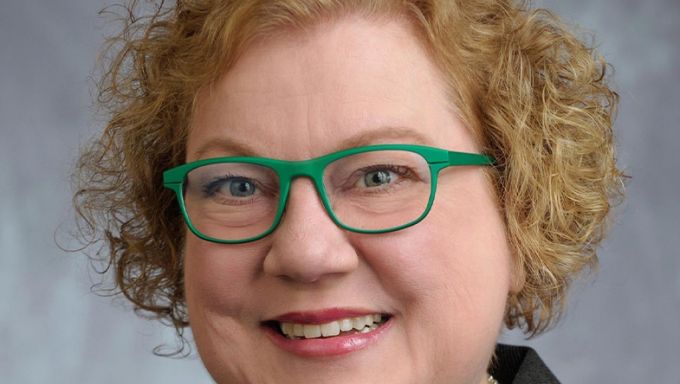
[184,235,264,319]
[359,175,511,308]
[183,235,272,381]
[351,170,511,362]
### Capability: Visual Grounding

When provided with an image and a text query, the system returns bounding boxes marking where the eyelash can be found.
[358,164,414,179]
[202,174,249,197]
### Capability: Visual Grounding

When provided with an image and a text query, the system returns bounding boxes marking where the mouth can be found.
[262,313,391,340]
[260,309,394,357]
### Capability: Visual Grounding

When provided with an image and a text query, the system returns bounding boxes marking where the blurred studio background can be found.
[1,0,678,383]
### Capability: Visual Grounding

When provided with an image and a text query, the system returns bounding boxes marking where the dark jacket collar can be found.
[489,344,560,384]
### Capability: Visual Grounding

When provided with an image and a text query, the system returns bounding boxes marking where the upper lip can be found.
[266,308,387,324]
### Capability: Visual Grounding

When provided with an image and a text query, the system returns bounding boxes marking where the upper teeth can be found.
[280,314,384,339]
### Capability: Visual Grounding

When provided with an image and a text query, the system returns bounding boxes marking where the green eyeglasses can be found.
[163,144,494,244]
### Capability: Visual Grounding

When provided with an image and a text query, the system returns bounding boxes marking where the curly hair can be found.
[74,0,624,353]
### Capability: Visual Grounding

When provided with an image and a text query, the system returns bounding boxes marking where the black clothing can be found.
[490,344,560,384]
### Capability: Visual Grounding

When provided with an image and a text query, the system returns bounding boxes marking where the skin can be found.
[184,14,520,384]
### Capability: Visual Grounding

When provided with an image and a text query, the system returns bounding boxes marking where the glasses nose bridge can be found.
[279,157,332,215]
[284,156,326,185]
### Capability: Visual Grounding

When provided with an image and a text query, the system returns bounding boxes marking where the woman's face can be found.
[184,15,517,384]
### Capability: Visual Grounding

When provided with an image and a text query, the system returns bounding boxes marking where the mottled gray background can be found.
[1,0,678,383]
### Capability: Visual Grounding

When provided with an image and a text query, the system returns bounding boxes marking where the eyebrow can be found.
[191,137,260,159]
[190,126,433,160]
[336,126,431,151]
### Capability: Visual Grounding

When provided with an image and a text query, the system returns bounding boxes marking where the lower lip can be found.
[263,317,393,358]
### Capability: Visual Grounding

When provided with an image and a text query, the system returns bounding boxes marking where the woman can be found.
[74,0,623,382]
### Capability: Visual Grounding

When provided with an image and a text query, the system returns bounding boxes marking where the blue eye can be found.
[355,165,415,190]
[228,178,256,197]
[364,170,392,187]
[204,177,257,198]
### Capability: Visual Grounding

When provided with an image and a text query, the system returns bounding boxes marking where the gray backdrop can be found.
[1,0,678,383]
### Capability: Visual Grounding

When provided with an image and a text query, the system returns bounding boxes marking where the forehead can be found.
[188,14,475,161]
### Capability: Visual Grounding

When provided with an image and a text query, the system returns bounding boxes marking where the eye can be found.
[227,178,257,197]
[204,176,257,198]
[364,170,392,187]
[354,165,416,190]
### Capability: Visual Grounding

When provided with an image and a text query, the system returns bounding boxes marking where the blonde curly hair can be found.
[74,0,624,353]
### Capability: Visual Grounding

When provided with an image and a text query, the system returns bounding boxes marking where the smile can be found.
[279,314,387,339]
[261,309,393,357]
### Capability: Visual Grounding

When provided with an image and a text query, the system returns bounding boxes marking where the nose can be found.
[262,177,359,283]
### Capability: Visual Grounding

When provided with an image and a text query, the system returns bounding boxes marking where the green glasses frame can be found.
[163,144,495,244]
